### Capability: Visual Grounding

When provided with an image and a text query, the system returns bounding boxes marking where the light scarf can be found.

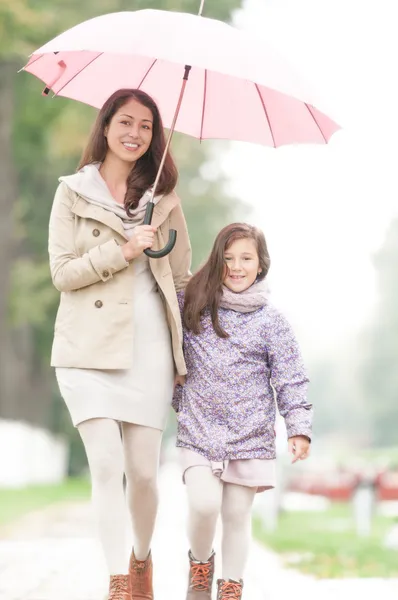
[61,163,161,239]
[219,281,268,313]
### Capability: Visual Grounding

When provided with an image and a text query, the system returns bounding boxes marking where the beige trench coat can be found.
[49,182,191,375]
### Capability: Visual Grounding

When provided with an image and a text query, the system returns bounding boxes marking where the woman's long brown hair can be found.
[183,223,271,338]
[78,89,178,214]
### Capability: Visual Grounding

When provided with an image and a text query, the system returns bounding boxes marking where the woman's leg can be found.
[121,423,163,561]
[220,483,256,581]
[185,466,223,561]
[78,418,128,575]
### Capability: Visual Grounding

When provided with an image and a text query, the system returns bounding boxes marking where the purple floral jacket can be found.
[173,293,312,461]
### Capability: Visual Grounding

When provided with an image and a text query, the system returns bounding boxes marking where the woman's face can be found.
[223,238,261,292]
[105,98,153,164]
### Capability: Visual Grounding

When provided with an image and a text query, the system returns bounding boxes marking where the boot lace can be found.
[109,575,128,600]
[218,580,243,599]
[190,562,212,590]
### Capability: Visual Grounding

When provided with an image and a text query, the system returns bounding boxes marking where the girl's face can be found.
[105,98,153,164]
[223,238,261,293]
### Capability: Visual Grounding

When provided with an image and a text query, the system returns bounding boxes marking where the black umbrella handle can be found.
[143,201,177,259]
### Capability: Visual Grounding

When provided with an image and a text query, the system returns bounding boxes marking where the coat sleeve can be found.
[48,182,129,292]
[265,307,313,440]
[171,290,186,412]
[167,201,192,292]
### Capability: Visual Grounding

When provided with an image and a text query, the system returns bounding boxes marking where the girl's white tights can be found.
[78,418,162,575]
[185,466,256,581]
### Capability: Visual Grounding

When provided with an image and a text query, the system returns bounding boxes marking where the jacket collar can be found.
[69,190,180,241]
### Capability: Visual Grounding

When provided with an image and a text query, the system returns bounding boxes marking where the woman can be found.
[49,88,191,600]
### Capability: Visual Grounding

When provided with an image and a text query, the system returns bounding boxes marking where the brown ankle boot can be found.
[129,549,153,599]
[186,550,215,599]
[108,574,131,600]
[216,579,243,600]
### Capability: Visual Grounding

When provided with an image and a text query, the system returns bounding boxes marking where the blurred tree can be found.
[359,218,398,446]
[0,0,245,451]
[0,60,18,421]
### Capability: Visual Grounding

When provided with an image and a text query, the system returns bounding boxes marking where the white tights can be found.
[185,466,256,581]
[78,418,162,575]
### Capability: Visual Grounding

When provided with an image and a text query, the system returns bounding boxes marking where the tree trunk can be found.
[0,60,18,419]
[0,61,58,428]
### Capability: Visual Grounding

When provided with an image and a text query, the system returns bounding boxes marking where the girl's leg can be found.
[220,482,256,581]
[121,423,162,560]
[185,466,223,561]
[78,418,128,575]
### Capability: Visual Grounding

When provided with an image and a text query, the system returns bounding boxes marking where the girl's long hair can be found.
[183,223,271,338]
[78,89,178,214]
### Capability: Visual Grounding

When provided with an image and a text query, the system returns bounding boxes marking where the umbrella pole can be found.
[146,0,203,201]
[144,0,204,258]
[143,64,192,258]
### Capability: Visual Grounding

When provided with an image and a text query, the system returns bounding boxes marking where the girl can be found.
[173,223,312,600]
[49,89,191,600]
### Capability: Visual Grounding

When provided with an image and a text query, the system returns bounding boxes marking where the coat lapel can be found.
[69,190,180,241]
[70,195,129,240]
[151,191,179,229]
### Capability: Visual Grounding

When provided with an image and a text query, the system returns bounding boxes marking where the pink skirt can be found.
[180,448,276,493]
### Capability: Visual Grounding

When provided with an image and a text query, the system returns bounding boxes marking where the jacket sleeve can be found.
[265,307,313,440]
[168,201,192,292]
[48,182,129,292]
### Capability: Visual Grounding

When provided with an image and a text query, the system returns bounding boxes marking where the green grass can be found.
[0,478,91,527]
[254,503,398,578]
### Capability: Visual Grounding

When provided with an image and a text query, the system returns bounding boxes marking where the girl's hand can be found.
[174,374,186,389]
[122,225,157,261]
[288,435,311,463]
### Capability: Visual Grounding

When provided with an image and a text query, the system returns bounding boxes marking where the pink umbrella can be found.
[22,4,340,257]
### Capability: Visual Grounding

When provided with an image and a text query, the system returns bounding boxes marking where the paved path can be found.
[1,463,398,599]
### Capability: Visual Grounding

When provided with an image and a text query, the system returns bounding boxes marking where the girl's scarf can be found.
[220,281,268,313]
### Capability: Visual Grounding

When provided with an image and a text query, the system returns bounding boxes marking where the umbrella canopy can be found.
[23,9,339,148]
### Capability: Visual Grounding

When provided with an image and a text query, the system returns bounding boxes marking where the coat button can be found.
[102,270,110,278]
[95,300,103,308]
[92,228,100,237]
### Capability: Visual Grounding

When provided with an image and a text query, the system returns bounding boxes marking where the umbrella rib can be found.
[54,52,104,96]
[304,103,327,143]
[18,53,44,73]
[137,58,158,89]
[255,84,276,148]
[199,69,207,142]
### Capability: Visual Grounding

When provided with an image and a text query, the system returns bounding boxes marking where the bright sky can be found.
[218,0,398,358]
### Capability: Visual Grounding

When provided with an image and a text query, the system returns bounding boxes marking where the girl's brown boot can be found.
[186,550,215,599]
[216,579,243,600]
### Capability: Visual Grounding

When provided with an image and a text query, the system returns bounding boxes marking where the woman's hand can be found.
[172,375,185,413]
[288,435,311,463]
[121,225,157,261]
[174,374,186,389]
